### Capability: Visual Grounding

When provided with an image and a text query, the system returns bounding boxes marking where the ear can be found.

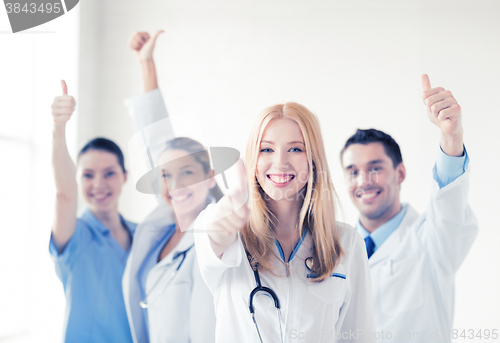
[123,170,128,183]
[396,163,406,184]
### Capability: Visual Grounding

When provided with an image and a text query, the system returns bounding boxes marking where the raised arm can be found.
[51,80,78,250]
[205,160,249,257]
[128,30,164,92]
[193,160,248,293]
[420,74,478,272]
[125,31,175,205]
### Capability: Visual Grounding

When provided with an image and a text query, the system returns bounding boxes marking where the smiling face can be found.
[77,150,127,214]
[256,118,309,202]
[342,142,405,229]
[158,149,215,219]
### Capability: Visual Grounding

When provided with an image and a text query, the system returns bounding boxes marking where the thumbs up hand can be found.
[51,80,76,127]
[206,159,250,257]
[421,74,463,136]
[128,30,164,63]
[421,74,464,156]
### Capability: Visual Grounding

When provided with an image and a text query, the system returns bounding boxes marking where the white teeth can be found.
[171,194,190,202]
[359,191,380,200]
[93,194,108,200]
[269,175,293,184]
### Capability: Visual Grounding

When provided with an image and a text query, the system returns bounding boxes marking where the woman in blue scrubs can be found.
[49,81,136,343]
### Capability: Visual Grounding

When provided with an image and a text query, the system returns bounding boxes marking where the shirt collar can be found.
[274,227,308,262]
[356,204,408,249]
[80,207,135,236]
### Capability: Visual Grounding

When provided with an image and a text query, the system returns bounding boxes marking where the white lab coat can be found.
[368,167,478,342]
[194,207,376,343]
[122,89,216,343]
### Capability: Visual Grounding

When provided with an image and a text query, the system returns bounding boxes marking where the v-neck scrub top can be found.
[49,208,137,343]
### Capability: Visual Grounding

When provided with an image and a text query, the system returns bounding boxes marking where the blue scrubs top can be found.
[49,208,137,343]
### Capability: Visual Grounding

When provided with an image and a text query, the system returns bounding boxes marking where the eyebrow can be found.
[82,166,118,173]
[161,164,196,171]
[367,159,386,165]
[345,159,386,170]
[261,140,305,145]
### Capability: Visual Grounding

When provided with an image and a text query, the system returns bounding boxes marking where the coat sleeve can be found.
[419,166,479,273]
[193,205,244,294]
[336,228,376,343]
[124,89,176,204]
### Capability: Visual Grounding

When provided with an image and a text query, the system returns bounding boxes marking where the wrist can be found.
[140,58,155,66]
[209,232,236,256]
[440,131,464,157]
[53,123,66,133]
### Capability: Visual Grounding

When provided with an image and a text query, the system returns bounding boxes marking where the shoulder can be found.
[125,219,138,232]
[335,221,367,268]
[336,221,360,248]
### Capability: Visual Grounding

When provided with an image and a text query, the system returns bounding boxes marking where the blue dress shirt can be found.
[49,208,136,343]
[356,146,469,254]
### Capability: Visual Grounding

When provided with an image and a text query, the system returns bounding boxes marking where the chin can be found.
[89,203,112,213]
[361,206,388,220]
[263,189,296,202]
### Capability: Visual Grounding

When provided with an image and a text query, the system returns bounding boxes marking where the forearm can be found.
[440,131,464,157]
[141,59,158,92]
[51,124,78,247]
[52,125,77,200]
[209,233,237,259]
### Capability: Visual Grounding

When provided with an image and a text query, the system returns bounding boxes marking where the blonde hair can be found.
[241,102,344,282]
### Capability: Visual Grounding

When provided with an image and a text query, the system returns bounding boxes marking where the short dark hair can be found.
[340,129,403,168]
[78,137,126,173]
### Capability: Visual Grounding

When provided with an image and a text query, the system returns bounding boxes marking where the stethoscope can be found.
[248,257,315,343]
[249,263,284,343]
[139,244,194,309]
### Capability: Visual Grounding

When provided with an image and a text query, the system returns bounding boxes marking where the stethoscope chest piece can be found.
[305,257,314,271]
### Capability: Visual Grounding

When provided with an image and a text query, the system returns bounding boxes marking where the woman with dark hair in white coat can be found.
[122,31,221,343]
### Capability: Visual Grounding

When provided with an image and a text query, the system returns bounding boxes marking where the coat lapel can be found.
[368,206,420,267]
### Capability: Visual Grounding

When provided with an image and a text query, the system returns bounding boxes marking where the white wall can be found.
[0,6,79,343]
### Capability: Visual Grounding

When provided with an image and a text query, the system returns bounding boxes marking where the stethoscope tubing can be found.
[140,244,194,309]
[249,266,284,343]
[248,257,318,343]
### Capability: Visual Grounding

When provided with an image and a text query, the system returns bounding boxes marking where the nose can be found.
[93,174,106,188]
[273,150,289,170]
[164,175,185,191]
[356,170,372,188]
[347,170,371,189]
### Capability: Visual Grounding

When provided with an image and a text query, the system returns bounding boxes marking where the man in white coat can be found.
[340,75,478,342]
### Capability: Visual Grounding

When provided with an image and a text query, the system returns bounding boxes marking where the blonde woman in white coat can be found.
[122,31,220,343]
[194,103,376,342]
